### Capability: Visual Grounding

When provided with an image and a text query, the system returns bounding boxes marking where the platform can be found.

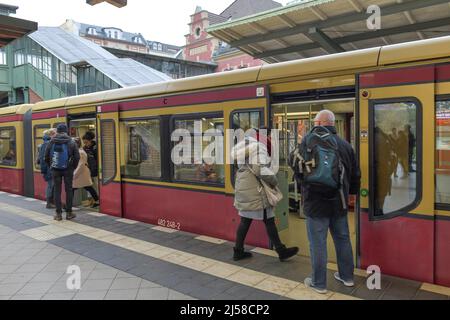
[0,191,449,300]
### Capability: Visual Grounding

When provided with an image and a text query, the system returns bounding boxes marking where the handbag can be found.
[247,165,283,207]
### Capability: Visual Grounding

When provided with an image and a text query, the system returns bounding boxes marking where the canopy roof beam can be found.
[306,27,345,53]
[227,0,450,48]
[254,16,450,59]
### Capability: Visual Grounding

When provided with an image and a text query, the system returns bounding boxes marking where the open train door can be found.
[358,65,435,283]
[97,103,122,217]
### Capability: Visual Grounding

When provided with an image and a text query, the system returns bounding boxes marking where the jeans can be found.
[306,214,354,290]
[52,169,74,214]
[45,178,54,203]
[235,209,283,250]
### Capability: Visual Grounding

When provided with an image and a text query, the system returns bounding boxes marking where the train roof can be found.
[32,35,450,112]
[0,104,33,116]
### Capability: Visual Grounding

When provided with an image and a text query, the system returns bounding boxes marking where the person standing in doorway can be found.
[289,110,360,294]
[37,128,57,209]
[45,124,80,221]
[82,131,99,207]
[231,129,299,262]
[73,137,99,207]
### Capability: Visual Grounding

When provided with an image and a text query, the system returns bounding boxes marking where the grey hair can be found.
[314,109,335,125]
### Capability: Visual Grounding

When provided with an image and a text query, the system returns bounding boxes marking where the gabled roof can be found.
[220,0,282,21]
[79,22,146,44]
[207,12,229,26]
[29,27,171,86]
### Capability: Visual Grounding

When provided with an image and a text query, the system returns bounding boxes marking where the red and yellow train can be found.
[1,35,449,287]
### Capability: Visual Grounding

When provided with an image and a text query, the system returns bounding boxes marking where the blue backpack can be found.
[50,143,69,170]
[290,126,347,207]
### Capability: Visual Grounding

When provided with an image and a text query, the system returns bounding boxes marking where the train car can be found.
[0,104,33,196]
[14,35,450,288]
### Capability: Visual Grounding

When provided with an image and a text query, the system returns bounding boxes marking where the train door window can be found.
[0,127,17,167]
[230,109,263,185]
[34,125,50,170]
[121,119,161,179]
[436,98,450,206]
[100,120,116,184]
[172,114,224,185]
[370,99,421,217]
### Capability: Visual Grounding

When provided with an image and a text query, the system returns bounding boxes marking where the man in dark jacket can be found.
[289,110,361,294]
[45,124,80,221]
[37,129,56,209]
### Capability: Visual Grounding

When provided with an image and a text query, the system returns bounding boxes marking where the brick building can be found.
[183,0,281,72]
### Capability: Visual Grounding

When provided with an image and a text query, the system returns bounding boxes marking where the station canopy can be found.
[30,27,171,86]
[0,13,37,48]
[207,0,450,63]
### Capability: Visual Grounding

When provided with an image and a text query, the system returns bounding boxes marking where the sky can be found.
[5,0,291,46]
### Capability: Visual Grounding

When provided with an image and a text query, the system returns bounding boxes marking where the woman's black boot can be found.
[233,247,253,261]
[276,245,299,262]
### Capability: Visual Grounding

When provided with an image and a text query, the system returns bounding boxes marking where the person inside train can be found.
[289,110,360,294]
[389,128,400,178]
[37,128,57,209]
[405,124,416,173]
[73,137,99,208]
[45,123,80,221]
[82,131,99,207]
[397,128,409,178]
[231,128,299,262]
[375,127,394,213]
[1,149,15,164]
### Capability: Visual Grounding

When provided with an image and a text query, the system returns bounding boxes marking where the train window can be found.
[0,127,17,167]
[371,100,421,217]
[172,114,224,185]
[34,125,50,170]
[121,119,161,179]
[232,111,261,131]
[436,99,450,206]
[100,120,116,184]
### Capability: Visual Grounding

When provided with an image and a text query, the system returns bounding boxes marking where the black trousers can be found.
[52,169,73,214]
[235,209,283,250]
[73,186,99,201]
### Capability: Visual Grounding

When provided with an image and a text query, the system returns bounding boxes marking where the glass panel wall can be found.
[10,37,120,97]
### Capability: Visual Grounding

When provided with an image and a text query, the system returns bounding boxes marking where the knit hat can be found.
[56,123,68,133]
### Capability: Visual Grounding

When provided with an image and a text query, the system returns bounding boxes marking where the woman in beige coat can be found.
[73,138,99,207]
[231,129,298,262]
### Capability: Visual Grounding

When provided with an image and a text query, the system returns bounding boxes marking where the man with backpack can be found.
[45,124,80,221]
[289,110,360,294]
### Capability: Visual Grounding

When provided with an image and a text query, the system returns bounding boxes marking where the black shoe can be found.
[66,212,76,220]
[276,245,299,262]
[54,213,62,221]
[233,247,253,261]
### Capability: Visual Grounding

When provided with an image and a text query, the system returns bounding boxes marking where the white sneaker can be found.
[304,277,328,294]
[334,272,355,287]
